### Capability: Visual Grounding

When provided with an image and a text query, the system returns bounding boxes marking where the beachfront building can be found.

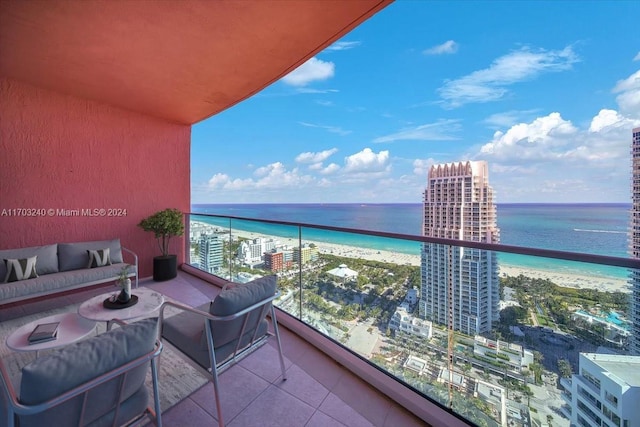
[189,221,225,244]
[630,126,640,356]
[237,237,277,267]
[561,353,640,427]
[473,336,533,373]
[293,243,318,265]
[419,161,500,335]
[264,250,285,272]
[198,234,223,274]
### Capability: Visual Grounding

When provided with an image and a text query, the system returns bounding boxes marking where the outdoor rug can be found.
[0,300,209,414]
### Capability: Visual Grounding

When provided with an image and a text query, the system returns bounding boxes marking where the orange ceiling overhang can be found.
[0,0,392,125]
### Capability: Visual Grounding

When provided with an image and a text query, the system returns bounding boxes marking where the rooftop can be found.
[582,353,640,387]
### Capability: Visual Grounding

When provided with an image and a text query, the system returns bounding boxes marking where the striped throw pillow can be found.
[4,256,38,282]
[87,248,112,268]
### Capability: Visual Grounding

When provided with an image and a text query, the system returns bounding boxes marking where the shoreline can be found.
[193,222,630,293]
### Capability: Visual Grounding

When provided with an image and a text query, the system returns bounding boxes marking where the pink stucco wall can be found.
[0,78,190,278]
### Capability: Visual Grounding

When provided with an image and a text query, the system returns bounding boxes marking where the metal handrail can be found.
[187,212,640,270]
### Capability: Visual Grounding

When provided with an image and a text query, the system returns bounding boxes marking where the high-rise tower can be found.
[419,161,500,335]
[199,234,223,274]
[630,127,640,355]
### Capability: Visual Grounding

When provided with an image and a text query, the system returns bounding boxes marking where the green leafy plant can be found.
[138,208,185,257]
[117,264,131,284]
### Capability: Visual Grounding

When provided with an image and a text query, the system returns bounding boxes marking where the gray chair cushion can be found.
[162,303,212,369]
[162,275,276,369]
[210,274,276,316]
[0,244,58,279]
[18,318,157,427]
[58,239,123,272]
[209,275,276,363]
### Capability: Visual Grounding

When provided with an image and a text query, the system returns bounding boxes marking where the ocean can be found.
[191,203,631,280]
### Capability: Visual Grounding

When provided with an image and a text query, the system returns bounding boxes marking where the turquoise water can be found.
[576,310,630,331]
[191,203,631,281]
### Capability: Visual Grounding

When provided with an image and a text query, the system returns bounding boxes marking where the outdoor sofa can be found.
[0,238,137,305]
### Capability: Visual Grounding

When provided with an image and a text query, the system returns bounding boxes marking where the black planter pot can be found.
[153,255,177,281]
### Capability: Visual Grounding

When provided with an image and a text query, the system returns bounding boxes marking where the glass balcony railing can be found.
[185,212,640,427]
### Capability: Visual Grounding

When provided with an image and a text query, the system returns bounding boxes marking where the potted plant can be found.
[116,264,132,302]
[138,208,185,281]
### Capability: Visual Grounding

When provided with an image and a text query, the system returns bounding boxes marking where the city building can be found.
[326,263,358,282]
[198,234,223,274]
[264,250,284,272]
[405,288,418,305]
[389,305,433,339]
[473,336,533,373]
[237,237,277,267]
[630,126,640,356]
[293,243,318,264]
[561,353,640,427]
[419,161,500,335]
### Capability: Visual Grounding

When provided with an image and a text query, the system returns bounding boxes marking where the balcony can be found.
[185,212,640,427]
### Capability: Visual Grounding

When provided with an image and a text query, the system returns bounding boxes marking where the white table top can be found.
[6,312,97,353]
[78,287,164,322]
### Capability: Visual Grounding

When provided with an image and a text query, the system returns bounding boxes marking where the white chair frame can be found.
[159,290,287,427]
[0,319,163,427]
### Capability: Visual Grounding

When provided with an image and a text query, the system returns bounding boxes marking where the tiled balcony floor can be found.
[2,271,427,427]
[146,271,427,427]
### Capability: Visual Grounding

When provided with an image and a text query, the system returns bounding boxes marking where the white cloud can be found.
[281,57,335,87]
[321,163,340,175]
[439,46,579,108]
[589,109,627,133]
[634,52,640,61]
[373,119,462,143]
[344,148,390,174]
[476,110,631,203]
[207,163,314,191]
[476,85,640,202]
[295,88,339,94]
[295,148,338,164]
[252,163,313,188]
[413,158,436,176]
[423,40,458,55]
[207,173,253,190]
[612,69,640,116]
[325,41,361,52]
[480,112,577,160]
[298,121,351,136]
[315,100,333,107]
[483,109,540,128]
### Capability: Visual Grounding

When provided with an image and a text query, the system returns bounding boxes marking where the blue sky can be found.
[191,1,640,204]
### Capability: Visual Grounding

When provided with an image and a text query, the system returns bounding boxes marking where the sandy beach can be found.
[194,222,630,293]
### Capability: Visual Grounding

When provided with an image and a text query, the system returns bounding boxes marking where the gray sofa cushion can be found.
[0,244,58,279]
[58,239,123,271]
[0,263,135,302]
[18,318,157,427]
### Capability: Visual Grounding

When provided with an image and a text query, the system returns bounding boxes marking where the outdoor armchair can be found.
[159,275,286,427]
[0,317,163,427]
